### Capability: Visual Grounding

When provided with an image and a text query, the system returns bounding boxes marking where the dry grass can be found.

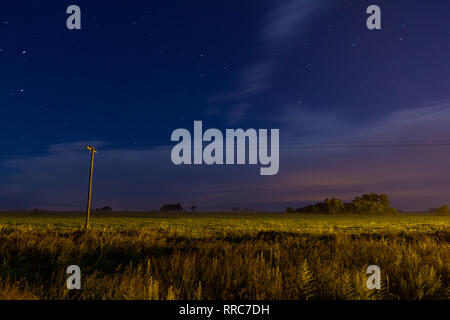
[0,212,448,300]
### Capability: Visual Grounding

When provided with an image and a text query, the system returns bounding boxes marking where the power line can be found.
[1,139,450,157]
[280,141,450,149]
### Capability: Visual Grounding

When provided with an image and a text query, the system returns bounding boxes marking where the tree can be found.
[286,206,294,213]
[348,193,396,215]
[96,206,112,212]
[294,193,397,215]
[436,205,449,216]
[161,203,183,211]
[324,198,345,214]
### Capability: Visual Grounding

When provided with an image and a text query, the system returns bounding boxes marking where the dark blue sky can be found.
[1,0,450,211]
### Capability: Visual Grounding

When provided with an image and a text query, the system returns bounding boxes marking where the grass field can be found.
[0,211,449,300]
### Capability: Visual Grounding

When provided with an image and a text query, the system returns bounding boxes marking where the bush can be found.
[436,205,449,216]
[96,206,112,212]
[160,204,183,211]
[295,193,397,215]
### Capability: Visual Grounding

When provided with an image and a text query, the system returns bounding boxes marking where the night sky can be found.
[1,0,450,211]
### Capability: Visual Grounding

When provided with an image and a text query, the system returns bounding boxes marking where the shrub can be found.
[436,205,449,216]
[160,203,183,211]
[295,193,397,215]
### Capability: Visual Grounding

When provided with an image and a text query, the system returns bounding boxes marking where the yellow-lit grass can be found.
[0,213,448,300]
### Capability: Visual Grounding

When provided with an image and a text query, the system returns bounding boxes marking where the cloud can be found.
[278,99,450,143]
[261,0,328,45]
[2,100,450,212]
[267,99,450,210]
[0,142,269,211]
[207,0,330,123]
[277,104,349,140]
[356,100,450,141]
[225,103,252,125]
[207,62,272,124]
[47,141,109,153]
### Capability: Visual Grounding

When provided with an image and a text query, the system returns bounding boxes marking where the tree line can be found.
[286,193,398,215]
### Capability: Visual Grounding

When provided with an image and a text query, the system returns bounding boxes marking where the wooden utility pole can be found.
[85,145,97,229]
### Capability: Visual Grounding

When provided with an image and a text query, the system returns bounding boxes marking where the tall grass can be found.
[0,213,448,300]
